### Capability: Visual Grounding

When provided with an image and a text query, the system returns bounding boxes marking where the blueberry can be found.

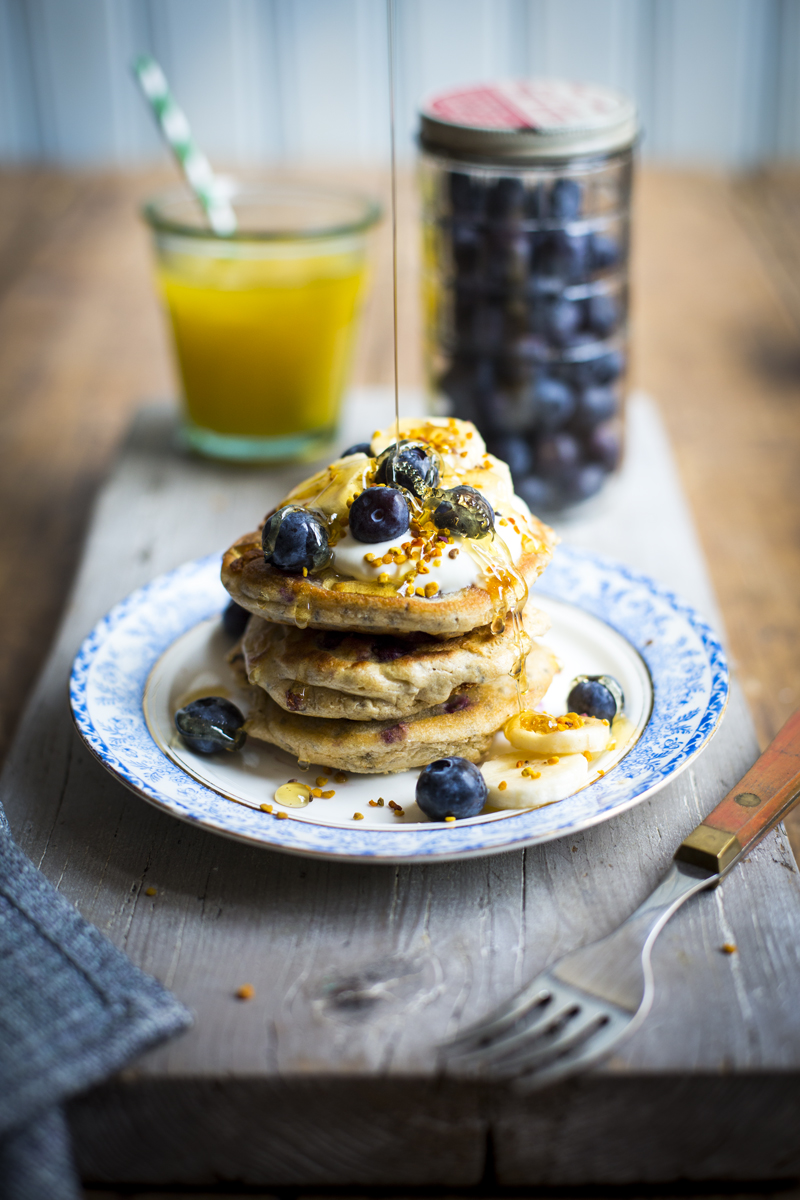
[416,756,487,820]
[262,505,330,574]
[562,462,607,502]
[222,599,250,639]
[487,436,532,482]
[517,474,560,512]
[486,230,530,285]
[537,432,580,479]
[524,182,546,219]
[349,486,409,543]
[497,336,548,386]
[587,420,622,470]
[589,232,621,271]
[541,230,590,283]
[340,441,372,458]
[534,376,576,430]
[452,221,482,273]
[550,178,583,220]
[544,297,582,347]
[572,386,618,432]
[587,293,619,338]
[470,302,506,353]
[375,440,440,499]
[450,171,485,217]
[567,675,624,722]
[486,176,525,221]
[591,349,625,385]
[432,485,494,538]
[175,696,247,755]
[480,384,536,435]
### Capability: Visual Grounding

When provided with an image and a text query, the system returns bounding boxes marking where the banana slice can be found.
[504,710,611,756]
[482,753,590,809]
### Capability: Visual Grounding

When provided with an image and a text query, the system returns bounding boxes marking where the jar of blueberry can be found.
[419,80,638,511]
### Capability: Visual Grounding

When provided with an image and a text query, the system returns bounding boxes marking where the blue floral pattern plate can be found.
[69,547,728,863]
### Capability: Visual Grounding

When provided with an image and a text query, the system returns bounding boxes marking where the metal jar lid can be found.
[419,79,638,162]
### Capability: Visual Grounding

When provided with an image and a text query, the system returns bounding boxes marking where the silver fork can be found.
[442,708,800,1088]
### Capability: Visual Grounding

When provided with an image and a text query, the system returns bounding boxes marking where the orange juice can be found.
[144,183,380,460]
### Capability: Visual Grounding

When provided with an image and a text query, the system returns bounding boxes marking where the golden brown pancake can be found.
[241,606,551,721]
[244,642,559,773]
[222,529,554,637]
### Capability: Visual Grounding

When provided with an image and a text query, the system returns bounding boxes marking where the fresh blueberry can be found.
[587,293,619,338]
[517,474,560,512]
[486,176,525,220]
[524,182,547,219]
[487,435,532,482]
[537,432,581,479]
[416,756,488,820]
[222,599,250,639]
[262,505,330,574]
[589,232,621,271]
[562,462,607,502]
[572,386,618,432]
[451,221,482,273]
[175,696,247,755]
[538,230,590,283]
[591,349,625,385]
[432,485,494,538]
[340,441,372,458]
[587,421,622,470]
[480,383,536,435]
[544,297,582,347]
[375,440,440,498]
[551,178,583,220]
[348,486,409,543]
[496,336,548,386]
[487,230,530,285]
[567,675,624,722]
[449,171,486,217]
[534,376,576,430]
[471,302,507,353]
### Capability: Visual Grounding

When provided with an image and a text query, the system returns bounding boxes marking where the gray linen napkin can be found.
[0,803,192,1199]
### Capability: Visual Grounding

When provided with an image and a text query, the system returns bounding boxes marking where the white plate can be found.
[70,547,728,863]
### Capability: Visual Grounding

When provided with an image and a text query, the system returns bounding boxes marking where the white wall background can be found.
[0,0,798,167]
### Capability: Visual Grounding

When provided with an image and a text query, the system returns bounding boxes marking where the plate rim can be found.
[69,547,729,863]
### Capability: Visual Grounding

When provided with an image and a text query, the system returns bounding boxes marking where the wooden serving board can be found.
[2,391,798,1188]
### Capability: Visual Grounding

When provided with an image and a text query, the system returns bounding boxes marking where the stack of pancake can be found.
[221,417,558,774]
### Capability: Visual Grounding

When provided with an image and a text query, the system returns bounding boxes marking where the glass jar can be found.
[419,81,638,512]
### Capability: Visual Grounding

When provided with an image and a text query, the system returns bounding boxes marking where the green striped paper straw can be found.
[132,54,237,236]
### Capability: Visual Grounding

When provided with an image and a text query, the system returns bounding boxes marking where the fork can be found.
[442,708,800,1088]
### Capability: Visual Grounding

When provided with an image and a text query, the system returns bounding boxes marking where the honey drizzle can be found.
[460,532,530,711]
[387,0,400,448]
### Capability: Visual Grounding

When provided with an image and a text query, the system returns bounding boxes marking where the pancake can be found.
[222,531,554,637]
[242,606,552,721]
[221,415,557,637]
[244,642,559,774]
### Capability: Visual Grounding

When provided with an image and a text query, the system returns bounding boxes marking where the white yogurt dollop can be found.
[332,511,526,597]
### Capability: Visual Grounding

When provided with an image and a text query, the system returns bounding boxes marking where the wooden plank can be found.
[1,396,798,1185]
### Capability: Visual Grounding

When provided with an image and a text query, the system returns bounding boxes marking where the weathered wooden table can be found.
[2,388,798,1190]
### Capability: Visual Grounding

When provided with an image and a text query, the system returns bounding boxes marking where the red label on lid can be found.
[426,80,625,133]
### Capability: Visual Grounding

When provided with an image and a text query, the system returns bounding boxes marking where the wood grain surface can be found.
[0,165,799,855]
[1,166,799,1189]
[1,394,798,1187]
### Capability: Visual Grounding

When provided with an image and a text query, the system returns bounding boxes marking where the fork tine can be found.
[444,985,575,1068]
[510,1007,631,1091]
[443,977,553,1054]
[485,1005,607,1079]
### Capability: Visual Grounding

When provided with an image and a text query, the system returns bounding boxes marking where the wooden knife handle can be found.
[675,708,800,875]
